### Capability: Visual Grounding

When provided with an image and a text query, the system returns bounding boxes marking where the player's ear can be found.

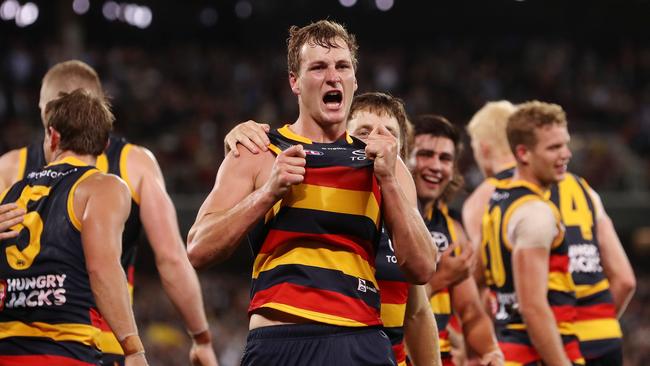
[289,72,300,95]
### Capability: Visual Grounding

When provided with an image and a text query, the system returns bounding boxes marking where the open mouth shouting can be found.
[323,90,343,110]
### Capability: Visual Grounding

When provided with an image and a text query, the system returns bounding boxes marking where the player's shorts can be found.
[241,323,396,366]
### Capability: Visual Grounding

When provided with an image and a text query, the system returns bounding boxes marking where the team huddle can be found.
[0,19,636,366]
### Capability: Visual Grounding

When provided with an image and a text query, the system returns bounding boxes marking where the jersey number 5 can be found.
[5,185,51,270]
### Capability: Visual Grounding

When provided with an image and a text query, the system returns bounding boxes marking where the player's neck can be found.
[51,150,97,166]
[513,167,549,191]
[291,116,347,143]
[490,156,516,176]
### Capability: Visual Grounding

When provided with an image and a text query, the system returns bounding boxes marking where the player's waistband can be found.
[247,323,383,340]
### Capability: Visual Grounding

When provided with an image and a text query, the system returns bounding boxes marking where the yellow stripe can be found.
[397,361,407,366]
[96,330,124,355]
[260,302,368,327]
[95,153,109,173]
[0,188,8,204]
[0,321,100,347]
[119,144,140,205]
[439,337,451,352]
[67,169,100,231]
[575,278,610,299]
[278,125,313,144]
[574,318,622,341]
[504,362,524,366]
[285,183,380,225]
[429,291,451,314]
[267,143,282,156]
[16,147,27,181]
[507,321,576,335]
[253,246,377,287]
[548,271,575,292]
[380,303,406,327]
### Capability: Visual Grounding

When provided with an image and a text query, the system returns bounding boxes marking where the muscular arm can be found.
[78,174,143,353]
[449,222,502,365]
[589,188,635,317]
[383,159,436,284]
[462,180,495,252]
[127,146,218,364]
[0,149,22,193]
[511,201,570,366]
[404,285,441,366]
[187,145,305,268]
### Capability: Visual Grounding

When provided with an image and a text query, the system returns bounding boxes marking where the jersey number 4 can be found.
[5,185,50,270]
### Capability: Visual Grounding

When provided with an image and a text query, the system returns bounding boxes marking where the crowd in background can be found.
[1,37,649,193]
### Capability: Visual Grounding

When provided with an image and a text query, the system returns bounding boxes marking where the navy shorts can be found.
[241,324,396,366]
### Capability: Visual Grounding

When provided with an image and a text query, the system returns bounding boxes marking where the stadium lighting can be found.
[199,7,218,27]
[15,2,38,27]
[0,0,19,21]
[339,0,357,7]
[72,0,90,15]
[234,0,252,19]
[375,0,394,11]
[132,5,151,28]
[102,1,119,21]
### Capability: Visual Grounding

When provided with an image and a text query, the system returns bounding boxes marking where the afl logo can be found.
[304,149,324,156]
[430,231,449,252]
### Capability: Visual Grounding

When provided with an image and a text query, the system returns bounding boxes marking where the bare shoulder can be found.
[0,148,24,190]
[220,145,275,189]
[463,180,496,212]
[78,172,131,201]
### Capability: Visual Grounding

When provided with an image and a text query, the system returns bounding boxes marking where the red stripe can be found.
[303,166,374,191]
[392,342,406,363]
[127,264,135,286]
[378,280,408,304]
[441,356,454,366]
[448,314,461,332]
[89,307,112,332]
[564,339,583,362]
[439,329,449,341]
[249,282,381,325]
[0,355,95,366]
[499,341,539,364]
[260,230,373,263]
[575,302,617,321]
[551,305,577,323]
[549,254,569,272]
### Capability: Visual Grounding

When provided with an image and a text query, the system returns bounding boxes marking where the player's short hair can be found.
[350,92,413,159]
[45,89,114,156]
[42,60,104,99]
[466,100,517,155]
[287,20,358,75]
[507,100,567,154]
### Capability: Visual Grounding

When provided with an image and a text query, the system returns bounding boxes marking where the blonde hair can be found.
[42,60,104,99]
[466,100,517,156]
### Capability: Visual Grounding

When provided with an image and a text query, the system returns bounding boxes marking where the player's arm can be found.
[366,125,436,284]
[77,173,148,365]
[126,146,218,366]
[0,149,22,193]
[511,201,571,366]
[187,145,306,268]
[588,187,636,317]
[448,221,503,366]
[403,284,442,366]
[223,120,271,157]
[461,180,494,252]
[0,203,24,240]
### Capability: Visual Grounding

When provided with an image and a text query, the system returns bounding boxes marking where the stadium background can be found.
[1,0,649,364]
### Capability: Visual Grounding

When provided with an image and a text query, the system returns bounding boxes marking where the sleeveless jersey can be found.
[549,174,622,359]
[481,180,584,365]
[248,125,383,327]
[425,201,460,362]
[375,225,409,365]
[16,136,142,358]
[0,157,102,365]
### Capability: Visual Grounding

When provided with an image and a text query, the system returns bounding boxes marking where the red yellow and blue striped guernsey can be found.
[549,174,623,360]
[425,201,461,366]
[248,125,383,327]
[0,157,103,365]
[482,179,584,366]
